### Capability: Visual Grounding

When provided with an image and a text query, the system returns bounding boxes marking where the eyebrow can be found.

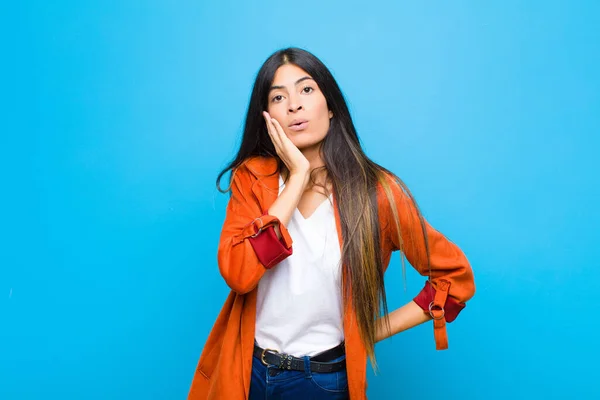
[269,76,314,91]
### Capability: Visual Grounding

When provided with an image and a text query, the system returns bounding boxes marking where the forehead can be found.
[271,64,313,85]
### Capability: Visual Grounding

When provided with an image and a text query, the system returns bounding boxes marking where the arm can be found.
[268,172,309,239]
[218,112,310,294]
[263,112,311,239]
[217,165,296,294]
[381,174,476,348]
[375,301,431,343]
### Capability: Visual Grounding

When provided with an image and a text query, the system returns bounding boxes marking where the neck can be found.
[301,142,325,172]
[281,142,327,183]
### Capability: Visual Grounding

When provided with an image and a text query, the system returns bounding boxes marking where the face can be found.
[266,64,333,150]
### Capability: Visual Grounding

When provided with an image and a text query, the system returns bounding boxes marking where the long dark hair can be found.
[216,47,429,369]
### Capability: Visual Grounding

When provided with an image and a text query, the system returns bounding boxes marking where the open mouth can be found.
[288,121,309,131]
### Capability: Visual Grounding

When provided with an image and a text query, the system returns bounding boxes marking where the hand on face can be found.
[263,111,310,176]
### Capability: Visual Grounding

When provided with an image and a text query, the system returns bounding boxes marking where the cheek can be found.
[314,97,330,119]
[314,101,331,136]
[267,103,286,120]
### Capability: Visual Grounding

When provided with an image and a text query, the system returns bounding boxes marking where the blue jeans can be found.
[249,352,349,399]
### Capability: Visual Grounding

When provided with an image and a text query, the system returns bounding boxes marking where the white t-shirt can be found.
[254,174,344,357]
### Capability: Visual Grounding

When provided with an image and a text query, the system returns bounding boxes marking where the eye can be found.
[302,86,314,94]
[271,94,284,103]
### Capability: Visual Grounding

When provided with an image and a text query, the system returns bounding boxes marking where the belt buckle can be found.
[260,348,279,366]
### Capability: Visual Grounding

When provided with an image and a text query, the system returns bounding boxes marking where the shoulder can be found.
[374,170,408,205]
[241,156,278,177]
[374,169,420,224]
[227,156,279,199]
[226,156,278,185]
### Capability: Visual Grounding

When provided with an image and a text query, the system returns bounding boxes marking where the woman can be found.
[187,47,475,400]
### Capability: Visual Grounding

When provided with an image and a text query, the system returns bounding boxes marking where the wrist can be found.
[288,170,310,187]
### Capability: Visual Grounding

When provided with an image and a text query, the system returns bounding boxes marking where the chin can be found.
[290,134,327,151]
[293,140,321,151]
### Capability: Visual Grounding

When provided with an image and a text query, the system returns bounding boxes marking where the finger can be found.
[263,112,281,149]
[270,118,296,156]
[271,117,301,158]
[270,118,289,144]
[270,118,305,172]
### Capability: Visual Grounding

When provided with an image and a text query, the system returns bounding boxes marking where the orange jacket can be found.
[188,156,475,400]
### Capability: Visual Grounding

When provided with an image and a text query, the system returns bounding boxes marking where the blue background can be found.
[2,1,599,399]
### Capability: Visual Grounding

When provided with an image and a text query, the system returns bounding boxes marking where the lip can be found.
[288,119,309,131]
[288,119,308,127]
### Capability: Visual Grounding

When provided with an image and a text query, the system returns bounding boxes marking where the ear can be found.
[329,110,333,119]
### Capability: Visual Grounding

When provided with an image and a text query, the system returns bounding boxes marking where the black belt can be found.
[253,341,346,373]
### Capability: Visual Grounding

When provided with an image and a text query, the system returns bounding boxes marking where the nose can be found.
[288,94,303,113]
[288,103,303,113]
